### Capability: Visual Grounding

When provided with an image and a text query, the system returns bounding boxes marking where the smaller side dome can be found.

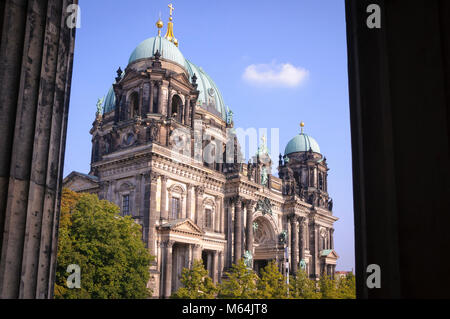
[103,86,116,114]
[284,133,321,155]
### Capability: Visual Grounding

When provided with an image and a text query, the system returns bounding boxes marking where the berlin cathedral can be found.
[64,4,339,298]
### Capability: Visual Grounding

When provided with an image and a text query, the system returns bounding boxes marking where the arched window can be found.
[129,92,139,118]
[171,197,180,220]
[205,209,213,230]
[171,95,183,122]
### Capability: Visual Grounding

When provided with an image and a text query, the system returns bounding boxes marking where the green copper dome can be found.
[103,86,116,114]
[101,37,228,121]
[185,60,227,121]
[285,133,321,155]
[128,36,186,67]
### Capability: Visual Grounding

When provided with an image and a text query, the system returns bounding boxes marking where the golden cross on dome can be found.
[168,3,175,16]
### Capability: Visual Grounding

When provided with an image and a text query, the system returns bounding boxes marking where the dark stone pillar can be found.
[0,0,77,299]
[234,197,242,263]
[290,216,298,275]
[346,0,450,298]
[160,175,168,220]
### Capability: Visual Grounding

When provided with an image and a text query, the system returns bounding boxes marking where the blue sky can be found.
[65,0,354,271]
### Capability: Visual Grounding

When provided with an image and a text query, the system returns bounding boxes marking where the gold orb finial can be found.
[156,18,163,36]
[300,121,305,134]
[173,38,179,47]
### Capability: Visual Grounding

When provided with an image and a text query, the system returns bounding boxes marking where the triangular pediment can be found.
[63,171,100,192]
[320,249,339,259]
[160,218,204,235]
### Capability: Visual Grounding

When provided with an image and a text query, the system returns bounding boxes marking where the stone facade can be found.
[64,20,338,298]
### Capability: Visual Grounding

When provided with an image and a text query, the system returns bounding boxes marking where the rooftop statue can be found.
[96,97,104,116]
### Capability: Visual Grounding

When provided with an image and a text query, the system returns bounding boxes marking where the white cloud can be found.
[242,62,309,88]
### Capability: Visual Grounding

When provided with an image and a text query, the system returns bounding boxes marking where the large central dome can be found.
[118,35,228,121]
[128,36,186,67]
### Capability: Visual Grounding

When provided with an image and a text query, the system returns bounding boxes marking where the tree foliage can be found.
[171,260,218,299]
[256,260,289,299]
[54,189,153,299]
[318,274,340,299]
[218,259,258,299]
[336,273,356,299]
[289,270,321,299]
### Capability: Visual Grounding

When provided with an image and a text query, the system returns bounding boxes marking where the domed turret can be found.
[284,133,321,155]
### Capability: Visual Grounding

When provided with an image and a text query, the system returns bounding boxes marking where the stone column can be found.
[212,251,219,283]
[138,85,143,116]
[220,198,225,234]
[191,100,196,125]
[193,244,202,263]
[330,228,334,250]
[195,186,204,227]
[186,184,192,220]
[214,198,220,232]
[149,81,154,114]
[234,197,242,263]
[0,0,77,299]
[164,240,174,298]
[313,223,320,279]
[157,81,163,114]
[160,175,168,221]
[187,244,193,269]
[147,173,159,256]
[245,200,255,256]
[167,89,173,117]
[299,218,305,263]
[219,251,224,282]
[290,216,299,275]
[185,97,191,126]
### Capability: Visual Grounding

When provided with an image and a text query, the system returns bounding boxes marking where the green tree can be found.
[54,189,153,299]
[256,261,288,299]
[218,259,258,299]
[318,274,339,299]
[289,270,321,299]
[171,260,217,299]
[336,273,356,299]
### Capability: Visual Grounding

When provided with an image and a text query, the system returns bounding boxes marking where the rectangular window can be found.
[171,197,180,220]
[205,209,213,230]
[122,194,130,216]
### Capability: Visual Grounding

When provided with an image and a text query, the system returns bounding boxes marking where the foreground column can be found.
[0,0,77,299]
